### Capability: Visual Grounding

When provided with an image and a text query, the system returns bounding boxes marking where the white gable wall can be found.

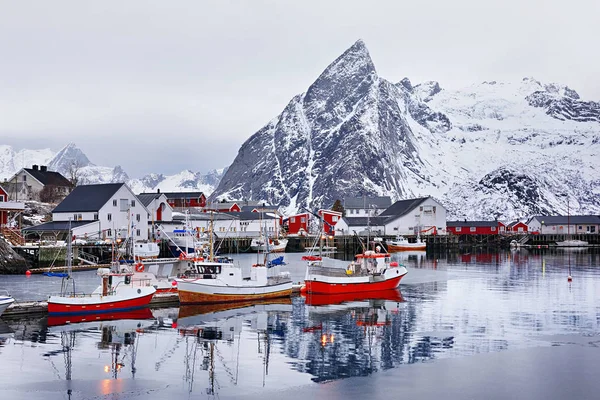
[384,197,447,236]
[54,185,149,240]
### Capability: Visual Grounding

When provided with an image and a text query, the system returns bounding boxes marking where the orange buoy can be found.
[25,270,31,276]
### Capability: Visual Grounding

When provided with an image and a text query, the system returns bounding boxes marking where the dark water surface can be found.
[0,248,599,399]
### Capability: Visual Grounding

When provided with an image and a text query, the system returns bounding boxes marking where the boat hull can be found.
[387,243,426,252]
[302,288,404,306]
[47,289,156,315]
[0,297,15,317]
[177,280,293,304]
[304,267,407,295]
[250,239,288,253]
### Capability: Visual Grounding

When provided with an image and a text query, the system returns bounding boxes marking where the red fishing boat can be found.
[302,241,408,295]
[47,222,156,316]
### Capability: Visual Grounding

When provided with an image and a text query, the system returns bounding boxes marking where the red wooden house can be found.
[318,209,342,236]
[447,220,506,235]
[159,191,206,208]
[0,185,9,227]
[206,201,241,212]
[285,212,310,236]
[507,221,528,234]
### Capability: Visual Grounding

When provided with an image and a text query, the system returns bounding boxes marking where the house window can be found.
[470,227,476,232]
[73,213,78,220]
[107,229,112,237]
[301,217,306,223]
[518,227,524,232]
[332,216,338,222]
[420,206,423,211]
[93,213,98,220]
[0,195,4,202]
[23,175,26,181]
[456,227,462,232]
[433,206,436,213]
[136,229,140,236]
[578,226,582,230]
[491,227,496,231]
[500,226,505,231]
[107,213,112,221]
[136,214,140,222]
[120,199,128,211]
[131,200,136,207]
[113,199,117,207]
[291,217,296,223]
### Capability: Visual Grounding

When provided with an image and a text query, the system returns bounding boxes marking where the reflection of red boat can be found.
[302,288,404,306]
[47,308,154,327]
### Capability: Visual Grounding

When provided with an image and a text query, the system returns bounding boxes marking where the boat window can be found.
[125,275,131,285]
[108,276,113,285]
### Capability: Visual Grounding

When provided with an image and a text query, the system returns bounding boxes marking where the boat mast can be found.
[209,211,214,262]
[61,218,75,296]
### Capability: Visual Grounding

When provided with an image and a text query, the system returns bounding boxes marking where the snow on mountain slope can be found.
[211,40,600,220]
[0,143,224,195]
[0,145,54,180]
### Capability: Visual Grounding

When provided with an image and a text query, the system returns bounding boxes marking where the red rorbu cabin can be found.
[447,220,505,235]
[318,209,342,236]
[161,192,206,208]
[286,212,310,236]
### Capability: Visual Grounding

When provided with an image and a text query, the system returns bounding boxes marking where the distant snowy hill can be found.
[211,40,600,220]
[0,143,224,195]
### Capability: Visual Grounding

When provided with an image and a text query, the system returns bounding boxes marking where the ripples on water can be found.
[0,248,598,399]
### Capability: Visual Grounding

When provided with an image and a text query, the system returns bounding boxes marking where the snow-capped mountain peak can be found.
[210,41,600,220]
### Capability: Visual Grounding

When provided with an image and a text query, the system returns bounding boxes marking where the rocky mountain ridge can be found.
[210,40,600,220]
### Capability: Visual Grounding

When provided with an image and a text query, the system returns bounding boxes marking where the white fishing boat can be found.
[250,236,288,253]
[387,234,426,251]
[0,290,15,317]
[176,215,292,304]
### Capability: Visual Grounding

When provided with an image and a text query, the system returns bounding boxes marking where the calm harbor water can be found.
[0,248,599,399]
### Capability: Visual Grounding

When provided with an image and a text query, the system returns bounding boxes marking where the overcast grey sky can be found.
[1,0,598,177]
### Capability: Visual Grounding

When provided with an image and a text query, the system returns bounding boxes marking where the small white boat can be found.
[556,239,589,247]
[0,290,15,317]
[250,236,288,253]
[387,235,426,251]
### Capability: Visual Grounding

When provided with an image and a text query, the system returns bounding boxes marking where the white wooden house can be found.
[25,183,150,241]
[380,196,447,236]
[343,196,392,217]
[137,192,173,222]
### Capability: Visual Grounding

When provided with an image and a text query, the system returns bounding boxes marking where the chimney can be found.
[32,165,39,170]
[40,165,47,172]
[157,188,160,193]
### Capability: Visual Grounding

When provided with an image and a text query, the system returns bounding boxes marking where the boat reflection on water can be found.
[294,288,447,383]
[302,288,404,307]
[47,308,155,328]
[176,298,293,395]
[0,319,13,345]
[42,312,156,399]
